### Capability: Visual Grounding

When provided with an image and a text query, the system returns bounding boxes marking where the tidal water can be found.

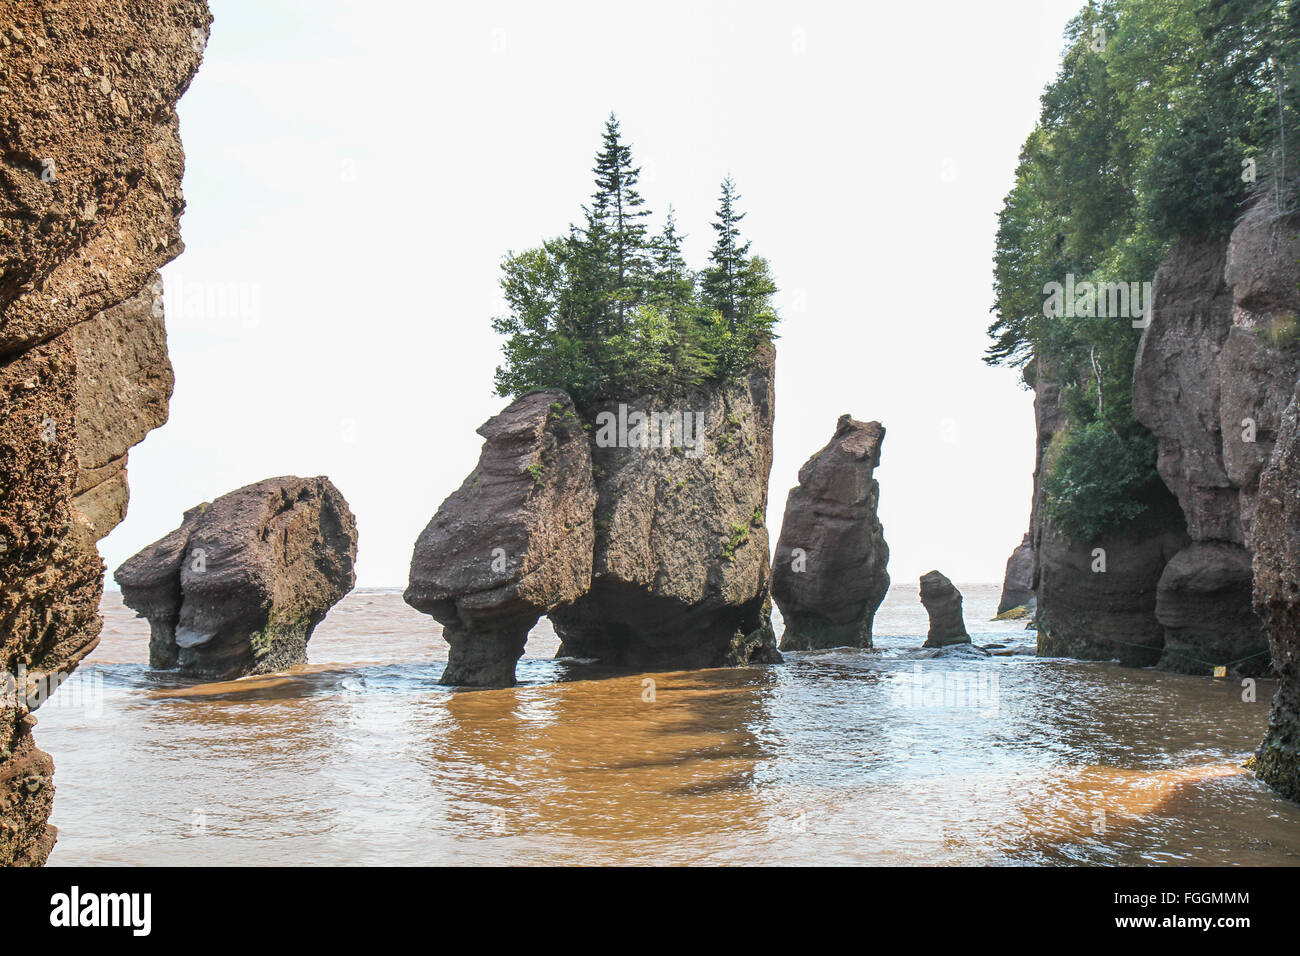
[36,584,1300,865]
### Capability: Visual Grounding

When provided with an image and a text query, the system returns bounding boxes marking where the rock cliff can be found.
[0,0,209,866]
[1131,234,1273,676]
[550,345,781,668]
[1252,379,1300,800]
[770,414,890,650]
[116,477,357,679]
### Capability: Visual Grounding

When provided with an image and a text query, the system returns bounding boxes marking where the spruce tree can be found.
[701,177,751,330]
[582,112,653,332]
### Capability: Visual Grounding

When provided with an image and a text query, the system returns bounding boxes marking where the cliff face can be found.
[1252,379,1300,800]
[1033,206,1300,678]
[1031,359,1190,667]
[1131,235,1273,676]
[0,0,209,865]
[770,414,889,650]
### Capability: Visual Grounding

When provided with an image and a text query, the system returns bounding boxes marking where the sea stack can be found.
[405,390,596,687]
[116,476,357,679]
[920,571,969,648]
[771,415,890,650]
[549,344,780,668]
[997,532,1034,614]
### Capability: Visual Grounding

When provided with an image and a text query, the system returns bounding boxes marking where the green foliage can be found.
[492,115,779,404]
[988,0,1299,542]
[1042,420,1160,542]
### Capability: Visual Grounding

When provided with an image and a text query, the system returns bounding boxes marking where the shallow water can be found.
[37,584,1300,865]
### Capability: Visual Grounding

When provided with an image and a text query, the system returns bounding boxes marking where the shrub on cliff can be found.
[492,114,779,404]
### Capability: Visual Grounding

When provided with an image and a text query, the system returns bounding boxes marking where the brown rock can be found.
[770,414,889,650]
[116,477,358,679]
[1252,381,1300,801]
[406,391,596,687]
[920,570,968,647]
[0,0,209,866]
[997,532,1034,614]
[550,345,780,668]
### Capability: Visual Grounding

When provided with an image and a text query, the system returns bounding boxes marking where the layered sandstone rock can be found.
[413,348,781,682]
[997,532,1034,614]
[770,414,889,650]
[1030,355,1191,665]
[0,0,209,866]
[1252,380,1300,800]
[1131,236,1271,675]
[405,391,596,687]
[920,570,968,648]
[116,477,357,679]
[552,345,781,667]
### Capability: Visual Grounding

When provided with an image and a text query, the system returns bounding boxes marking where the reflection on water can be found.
[38,584,1300,865]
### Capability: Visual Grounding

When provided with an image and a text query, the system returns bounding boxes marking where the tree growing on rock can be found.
[491,115,780,404]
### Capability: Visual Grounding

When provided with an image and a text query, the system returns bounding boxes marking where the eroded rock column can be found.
[770,414,890,650]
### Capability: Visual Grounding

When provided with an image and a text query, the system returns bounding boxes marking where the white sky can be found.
[99,0,1086,588]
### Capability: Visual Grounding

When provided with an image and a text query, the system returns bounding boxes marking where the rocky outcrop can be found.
[414,348,781,682]
[0,0,209,866]
[1252,380,1300,800]
[997,532,1034,614]
[551,344,781,668]
[1032,358,1191,665]
[405,391,595,687]
[920,571,968,647]
[1131,235,1272,675]
[116,477,358,679]
[770,414,889,650]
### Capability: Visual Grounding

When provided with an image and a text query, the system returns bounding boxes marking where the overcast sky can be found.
[99,0,1086,588]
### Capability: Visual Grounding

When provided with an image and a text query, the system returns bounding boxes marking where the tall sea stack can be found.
[770,415,890,650]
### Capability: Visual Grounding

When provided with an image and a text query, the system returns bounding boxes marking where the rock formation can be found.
[0,0,210,866]
[411,347,781,683]
[997,532,1034,614]
[1252,379,1300,800]
[1131,234,1273,676]
[558,346,782,667]
[116,477,357,679]
[405,391,596,687]
[919,571,968,647]
[1030,354,1191,666]
[770,414,890,650]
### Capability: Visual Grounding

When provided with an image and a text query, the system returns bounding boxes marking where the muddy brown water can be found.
[35,584,1300,865]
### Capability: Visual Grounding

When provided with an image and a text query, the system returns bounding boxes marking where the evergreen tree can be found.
[700,176,751,330]
[581,113,654,332]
